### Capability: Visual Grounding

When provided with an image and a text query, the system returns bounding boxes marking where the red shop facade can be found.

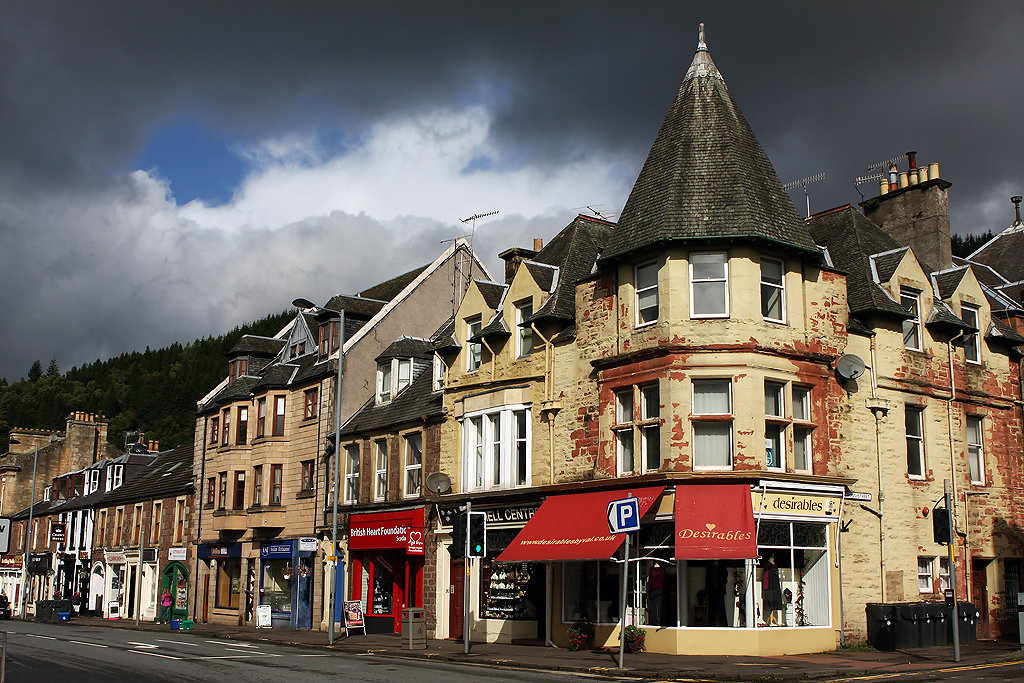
[347,508,426,634]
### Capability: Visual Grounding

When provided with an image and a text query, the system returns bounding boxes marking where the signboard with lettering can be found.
[260,541,293,559]
[0,554,22,569]
[49,522,66,545]
[256,604,272,628]
[753,491,840,520]
[298,538,317,552]
[343,600,366,635]
[348,509,424,551]
[406,528,424,555]
[104,552,127,565]
[168,547,187,561]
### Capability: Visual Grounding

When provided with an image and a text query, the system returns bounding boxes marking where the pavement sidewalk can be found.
[59,615,1024,680]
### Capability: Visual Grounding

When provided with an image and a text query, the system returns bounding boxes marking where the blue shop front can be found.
[259,539,315,629]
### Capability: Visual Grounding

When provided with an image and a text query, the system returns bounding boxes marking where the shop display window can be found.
[755,521,829,627]
[563,560,622,625]
[371,556,394,615]
[480,560,537,620]
[262,559,292,614]
[216,559,240,609]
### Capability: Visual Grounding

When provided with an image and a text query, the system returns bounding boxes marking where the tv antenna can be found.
[854,172,886,202]
[440,210,498,315]
[783,172,825,218]
[866,154,906,173]
[574,205,617,221]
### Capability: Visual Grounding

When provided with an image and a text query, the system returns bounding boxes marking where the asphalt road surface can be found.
[0,620,588,683]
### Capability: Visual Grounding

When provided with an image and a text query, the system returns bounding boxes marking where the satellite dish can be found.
[836,354,866,380]
[424,472,452,495]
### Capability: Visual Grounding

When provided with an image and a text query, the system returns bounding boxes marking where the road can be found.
[0,620,587,683]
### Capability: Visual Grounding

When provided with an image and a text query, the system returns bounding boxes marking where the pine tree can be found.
[46,357,60,378]
[27,360,42,382]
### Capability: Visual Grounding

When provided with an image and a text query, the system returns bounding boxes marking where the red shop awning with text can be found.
[674,484,757,560]
[496,486,665,563]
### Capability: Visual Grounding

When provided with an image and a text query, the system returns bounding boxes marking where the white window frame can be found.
[902,289,922,351]
[906,406,925,479]
[692,378,733,470]
[614,384,661,475]
[376,357,413,404]
[961,305,981,364]
[635,260,659,326]
[938,557,951,591]
[918,556,934,593]
[403,433,423,498]
[689,251,729,318]
[344,444,361,504]
[467,317,482,372]
[89,469,100,493]
[760,256,786,323]
[966,416,985,485]
[792,385,813,473]
[432,354,445,392]
[374,439,388,501]
[516,299,534,359]
[765,380,786,470]
[461,404,531,491]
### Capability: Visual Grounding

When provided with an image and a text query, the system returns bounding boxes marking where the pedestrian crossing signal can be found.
[932,507,951,545]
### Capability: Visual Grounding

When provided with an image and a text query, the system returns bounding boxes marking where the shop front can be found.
[102,551,127,619]
[497,482,844,656]
[347,508,425,634]
[258,538,315,629]
[199,542,242,622]
[0,555,22,611]
[161,561,190,622]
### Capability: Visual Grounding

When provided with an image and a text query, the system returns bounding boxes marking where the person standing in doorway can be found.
[159,588,172,623]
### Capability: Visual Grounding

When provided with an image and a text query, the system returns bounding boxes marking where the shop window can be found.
[262,558,292,614]
[233,471,246,509]
[966,416,984,485]
[404,433,422,498]
[962,305,981,364]
[301,460,314,491]
[270,464,282,505]
[635,260,659,326]
[467,316,482,372]
[273,396,286,436]
[236,406,248,445]
[252,465,263,507]
[757,521,830,626]
[345,445,360,503]
[216,559,241,609]
[563,561,622,625]
[906,406,925,478]
[918,557,934,592]
[371,555,394,616]
[761,257,786,323]
[516,299,533,358]
[481,560,539,620]
[902,289,922,351]
[222,408,231,446]
[461,406,530,491]
[690,251,729,318]
[304,388,318,419]
[256,397,267,438]
[374,440,388,501]
[692,379,732,469]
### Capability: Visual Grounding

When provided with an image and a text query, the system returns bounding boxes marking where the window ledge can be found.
[296,489,316,499]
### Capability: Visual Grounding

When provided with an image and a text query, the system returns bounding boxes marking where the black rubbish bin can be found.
[895,603,917,649]
[35,600,54,623]
[54,599,73,619]
[957,602,979,644]
[928,603,949,647]
[915,603,934,648]
[866,603,896,650]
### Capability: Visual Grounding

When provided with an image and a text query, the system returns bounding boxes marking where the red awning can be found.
[496,486,665,563]
[674,484,757,560]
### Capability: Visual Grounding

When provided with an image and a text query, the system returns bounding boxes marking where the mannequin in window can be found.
[706,560,729,627]
[762,555,783,626]
[647,563,665,626]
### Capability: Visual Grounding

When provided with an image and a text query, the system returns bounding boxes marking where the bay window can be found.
[462,406,531,490]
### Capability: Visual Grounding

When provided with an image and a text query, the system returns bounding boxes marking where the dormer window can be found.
[228,357,248,384]
[377,358,412,404]
[72,474,85,498]
[89,469,100,493]
[43,486,51,502]
[901,288,922,351]
[288,341,306,359]
[432,354,445,392]
[319,319,341,357]
[515,299,533,358]
[467,316,482,372]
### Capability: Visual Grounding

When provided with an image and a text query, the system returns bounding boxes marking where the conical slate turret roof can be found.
[603,25,819,262]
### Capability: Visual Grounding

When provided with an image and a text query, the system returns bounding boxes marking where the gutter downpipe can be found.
[192,415,207,622]
[531,321,558,649]
[869,336,887,604]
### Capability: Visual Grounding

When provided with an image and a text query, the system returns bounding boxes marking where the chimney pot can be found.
[1012,196,1023,224]
[907,151,917,170]
[533,238,543,251]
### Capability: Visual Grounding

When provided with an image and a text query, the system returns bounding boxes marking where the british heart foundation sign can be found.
[349,508,425,552]
[406,528,424,555]
[674,484,757,560]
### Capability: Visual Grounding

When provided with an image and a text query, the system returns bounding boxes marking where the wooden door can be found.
[449,559,464,640]
[972,561,990,639]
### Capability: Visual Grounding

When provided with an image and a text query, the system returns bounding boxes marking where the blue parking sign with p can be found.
[607,497,640,535]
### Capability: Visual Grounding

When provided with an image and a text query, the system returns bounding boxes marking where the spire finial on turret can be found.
[685,22,722,81]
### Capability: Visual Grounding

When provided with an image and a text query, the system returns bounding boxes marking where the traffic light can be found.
[447,511,466,558]
[468,512,487,557]
[932,506,951,545]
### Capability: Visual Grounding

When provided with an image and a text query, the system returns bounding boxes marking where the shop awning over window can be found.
[496,486,665,563]
[674,484,757,560]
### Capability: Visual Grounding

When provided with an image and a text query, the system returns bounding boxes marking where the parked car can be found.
[0,595,11,620]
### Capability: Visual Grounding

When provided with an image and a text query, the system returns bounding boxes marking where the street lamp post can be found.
[294,298,346,645]
[9,438,42,620]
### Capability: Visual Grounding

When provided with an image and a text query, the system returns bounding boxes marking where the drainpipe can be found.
[481,338,496,382]
[946,331,965,600]
[192,415,208,622]
[869,336,887,604]
[531,323,556,484]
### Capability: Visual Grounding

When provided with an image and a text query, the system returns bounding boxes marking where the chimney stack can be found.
[533,238,543,251]
[1012,196,1022,225]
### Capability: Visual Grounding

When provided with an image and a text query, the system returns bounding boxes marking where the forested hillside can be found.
[0,310,292,452]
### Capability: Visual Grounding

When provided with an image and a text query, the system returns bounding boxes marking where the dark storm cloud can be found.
[0,1,1021,381]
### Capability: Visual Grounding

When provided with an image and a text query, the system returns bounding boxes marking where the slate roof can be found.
[987,318,1024,347]
[376,337,434,362]
[603,25,819,263]
[356,264,429,302]
[99,443,195,507]
[528,215,614,323]
[805,205,910,317]
[475,315,511,341]
[931,267,970,300]
[323,295,387,319]
[952,256,1008,288]
[967,221,1024,282]
[524,261,557,292]
[476,281,507,310]
[925,301,969,331]
[993,282,1024,310]
[430,316,460,351]
[339,366,442,437]
[870,248,909,285]
[229,335,286,357]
